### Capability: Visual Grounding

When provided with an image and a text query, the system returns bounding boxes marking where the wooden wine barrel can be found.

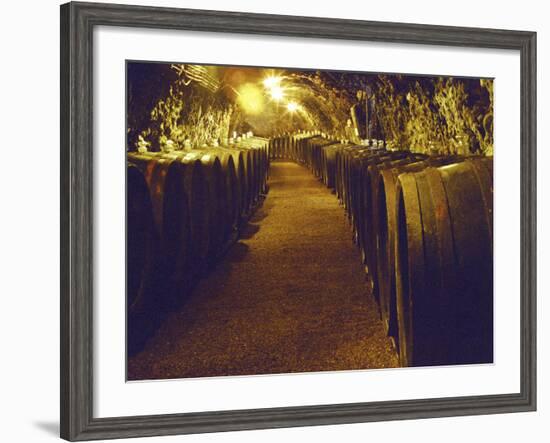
[322,143,354,190]
[348,149,376,237]
[127,153,194,308]
[263,145,270,193]
[175,153,212,276]
[212,149,240,241]
[302,136,315,170]
[196,152,226,264]
[336,145,354,211]
[352,151,387,255]
[156,157,192,306]
[366,155,427,250]
[308,136,322,175]
[395,158,493,367]
[295,135,316,165]
[219,143,249,221]
[229,149,248,220]
[360,155,422,300]
[334,146,348,203]
[374,156,462,337]
[286,134,294,160]
[260,140,270,193]
[341,146,370,217]
[248,146,260,208]
[226,148,248,217]
[312,137,339,180]
[295,135,303,162]
[304,136,319,175]
[127,160,175,354]
[251,147,261,201]
[349,150,400,263]
[241,137,270,203]
[235,146,255,214]
[126,162,156,313]
[288,134,299,161]
[268,136,280,160]
[278,134,288,159]
[275,134,287,160]
[287,134,296,161]
[249,137,270,197]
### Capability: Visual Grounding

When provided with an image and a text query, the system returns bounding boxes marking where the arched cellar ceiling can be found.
[127,62,493,156]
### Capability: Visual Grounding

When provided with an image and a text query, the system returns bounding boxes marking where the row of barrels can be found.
[127,137,270,353]
[273,134,494,367]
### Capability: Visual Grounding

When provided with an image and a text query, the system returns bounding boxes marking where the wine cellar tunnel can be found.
[126,62,494,379]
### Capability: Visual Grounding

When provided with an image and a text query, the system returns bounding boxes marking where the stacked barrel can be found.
[126,136,269,353]
[269,132,317,163]
[271,134,494,368]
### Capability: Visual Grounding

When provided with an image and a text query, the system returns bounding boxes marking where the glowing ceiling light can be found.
[269,85,284,101]
[263,75,282,89]
[286,101,300,112]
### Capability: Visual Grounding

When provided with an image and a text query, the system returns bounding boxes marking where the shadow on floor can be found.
[239,223,260,239]
[33,421,59,437]
[224,241,250,263]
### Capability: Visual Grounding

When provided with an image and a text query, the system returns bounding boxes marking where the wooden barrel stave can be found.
[395,173,426,367]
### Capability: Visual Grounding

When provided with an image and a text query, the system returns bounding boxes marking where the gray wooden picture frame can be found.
[60,1,537,441]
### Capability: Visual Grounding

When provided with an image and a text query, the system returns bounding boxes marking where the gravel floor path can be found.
[128,161,399,380]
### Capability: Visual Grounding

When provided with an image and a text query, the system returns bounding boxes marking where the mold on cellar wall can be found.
[127,62,493,155]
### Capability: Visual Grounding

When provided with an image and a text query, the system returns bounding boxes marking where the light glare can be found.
[269,85,284,101]
[287,101,299,112]
[237,83,265,115]
[263,75,282,88]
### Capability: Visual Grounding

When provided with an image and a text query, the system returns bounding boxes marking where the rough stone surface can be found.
[128,161,399,380]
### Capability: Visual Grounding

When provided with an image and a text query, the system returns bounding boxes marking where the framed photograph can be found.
[60,1,536,441]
